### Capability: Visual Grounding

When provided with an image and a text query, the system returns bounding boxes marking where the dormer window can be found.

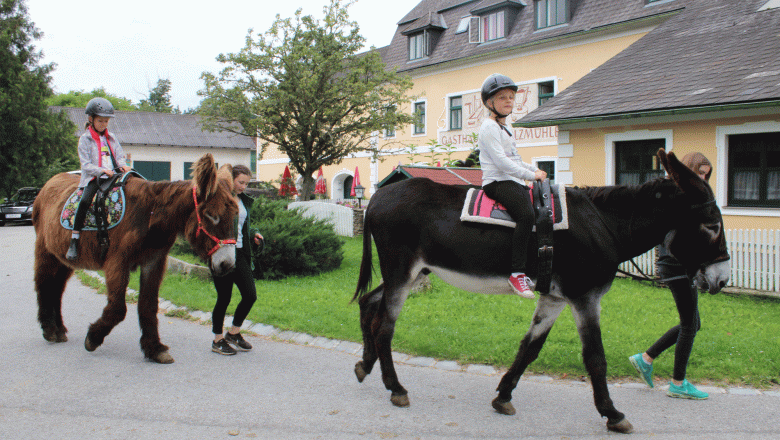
[484,10,506,41]
[468,1,524,43]
[536,0,569,29]
[409,32,428,60]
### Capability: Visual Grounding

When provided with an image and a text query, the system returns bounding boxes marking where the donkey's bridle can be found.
[192,186,237,257]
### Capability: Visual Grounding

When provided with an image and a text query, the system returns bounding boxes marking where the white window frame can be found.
[604,129,673,185]
[483,10,506,42]
[532,157,558,184]
[408,32,427,61]
[716,121,780,217]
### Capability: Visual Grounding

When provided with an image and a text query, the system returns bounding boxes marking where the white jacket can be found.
[478,118,538,186]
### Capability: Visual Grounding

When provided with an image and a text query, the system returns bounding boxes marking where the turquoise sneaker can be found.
[667,379,708,400]
[628,353,654,388]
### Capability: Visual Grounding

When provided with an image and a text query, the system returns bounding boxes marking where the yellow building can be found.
[257,0,778,232]
[257,0,698,199]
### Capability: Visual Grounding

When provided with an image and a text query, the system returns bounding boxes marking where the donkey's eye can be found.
[204,211,220,225]
[701,222,721,239]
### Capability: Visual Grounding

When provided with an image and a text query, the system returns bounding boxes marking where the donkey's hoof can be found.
[43,329,68,343]
[492,397,516,415]
[390,393,410,407]
[355,361,368,382]
[607,417,634,434]
[153,351,175,364]
[84,335,99,352]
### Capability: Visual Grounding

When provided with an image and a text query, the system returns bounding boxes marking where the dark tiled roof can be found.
[518,0,780,125]
[379,165,482,187]
[384,0,694,73]
[51,107,255,150]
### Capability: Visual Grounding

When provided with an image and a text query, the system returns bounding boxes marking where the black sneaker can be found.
[225,331,252,351]
[212,338,236,355]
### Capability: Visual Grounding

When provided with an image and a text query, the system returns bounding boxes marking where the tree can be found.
[0,0,77,198]
[46,87,137,111]
[138,78,180,113]
[198,0,414,200]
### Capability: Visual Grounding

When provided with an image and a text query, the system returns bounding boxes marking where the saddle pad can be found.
[460,184,569,230]
[60,186,126,231]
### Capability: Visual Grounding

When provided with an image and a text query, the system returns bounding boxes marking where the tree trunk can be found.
[299,175,316,201]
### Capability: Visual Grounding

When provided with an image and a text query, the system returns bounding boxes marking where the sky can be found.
[26,0,421,111]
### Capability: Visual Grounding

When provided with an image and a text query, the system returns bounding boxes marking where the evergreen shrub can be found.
[250,197,344,280]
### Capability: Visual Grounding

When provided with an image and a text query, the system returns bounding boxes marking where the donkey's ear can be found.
[217,164,234,193]
[658,148,709,196]
[192,154,217,199]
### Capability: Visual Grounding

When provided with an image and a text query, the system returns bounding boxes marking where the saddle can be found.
[460,180,567,294]
[60,172,142,259]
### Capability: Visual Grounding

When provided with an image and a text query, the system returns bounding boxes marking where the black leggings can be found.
[73,180,100,232]
[483,180,533,273]
[211,251,257,334]
[646,260,701,381]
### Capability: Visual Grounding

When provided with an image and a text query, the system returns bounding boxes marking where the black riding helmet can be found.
[85,97,115,118]
[481,73,518,118]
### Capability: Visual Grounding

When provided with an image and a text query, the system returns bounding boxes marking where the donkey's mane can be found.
[575,178,674,209]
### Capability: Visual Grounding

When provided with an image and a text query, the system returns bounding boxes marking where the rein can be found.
[192,186,237,257]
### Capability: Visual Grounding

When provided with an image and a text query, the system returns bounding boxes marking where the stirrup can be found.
[66,238,79,261]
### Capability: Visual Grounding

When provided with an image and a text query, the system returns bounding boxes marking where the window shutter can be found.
[469,16,481,43]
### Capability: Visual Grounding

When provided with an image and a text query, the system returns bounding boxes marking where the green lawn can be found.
[121,236,779,388]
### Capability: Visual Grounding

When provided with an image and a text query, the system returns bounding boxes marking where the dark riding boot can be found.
[66,238,79,261]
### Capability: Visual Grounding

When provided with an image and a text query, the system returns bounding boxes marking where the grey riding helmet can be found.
[85,97,115,118]
[481,73,518,118]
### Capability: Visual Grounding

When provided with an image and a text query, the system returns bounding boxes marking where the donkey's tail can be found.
[352,216,373,302]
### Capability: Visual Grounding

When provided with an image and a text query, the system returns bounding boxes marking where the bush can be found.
[251,197,344,280]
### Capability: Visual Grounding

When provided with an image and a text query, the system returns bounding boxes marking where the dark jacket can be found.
[237,192,260,259]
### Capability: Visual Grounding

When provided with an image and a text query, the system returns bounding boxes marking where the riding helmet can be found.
[85,97,115,118]
[481,73,518,105]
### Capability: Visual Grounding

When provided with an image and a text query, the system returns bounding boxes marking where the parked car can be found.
[0,187,40,226]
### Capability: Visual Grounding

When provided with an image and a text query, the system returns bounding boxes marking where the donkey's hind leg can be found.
[494,293,566,415]
[355,284,384,383]
[570,293,633,434]
[373,280,414,408]
[35,246,73,343]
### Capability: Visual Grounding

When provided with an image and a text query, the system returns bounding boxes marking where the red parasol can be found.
[350,167,361,197]
[314,167,326,195]
[279,165,298,198]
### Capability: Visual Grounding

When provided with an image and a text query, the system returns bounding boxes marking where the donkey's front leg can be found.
[571,296,633,434]
[138,252,173,363]
[85,258,128,352]
[494,294,566,415]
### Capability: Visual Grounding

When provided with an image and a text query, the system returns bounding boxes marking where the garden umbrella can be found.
[314,167,326,195]
[350,167,361,197]
[279,165,297,198]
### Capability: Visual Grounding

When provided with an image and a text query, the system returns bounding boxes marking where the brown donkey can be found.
[32,153,238,364]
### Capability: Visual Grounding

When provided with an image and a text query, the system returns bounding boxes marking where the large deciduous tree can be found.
[0,0,76,198]
[198,0,413,200]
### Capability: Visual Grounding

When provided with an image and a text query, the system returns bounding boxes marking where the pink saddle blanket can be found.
[460,184,568,230]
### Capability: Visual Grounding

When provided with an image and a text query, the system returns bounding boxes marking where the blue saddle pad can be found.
[60,186,126,231]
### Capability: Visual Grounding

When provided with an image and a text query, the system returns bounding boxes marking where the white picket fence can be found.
[619,229,780,293]
[288,201,357,237]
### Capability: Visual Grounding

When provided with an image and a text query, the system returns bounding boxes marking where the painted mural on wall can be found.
[438,84,558,148]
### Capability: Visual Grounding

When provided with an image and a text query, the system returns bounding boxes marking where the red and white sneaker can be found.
[508,274,535,299]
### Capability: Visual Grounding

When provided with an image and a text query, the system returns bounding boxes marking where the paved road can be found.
[1,224,779,439]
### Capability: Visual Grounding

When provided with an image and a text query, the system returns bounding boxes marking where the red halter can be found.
[192,186,237,257]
